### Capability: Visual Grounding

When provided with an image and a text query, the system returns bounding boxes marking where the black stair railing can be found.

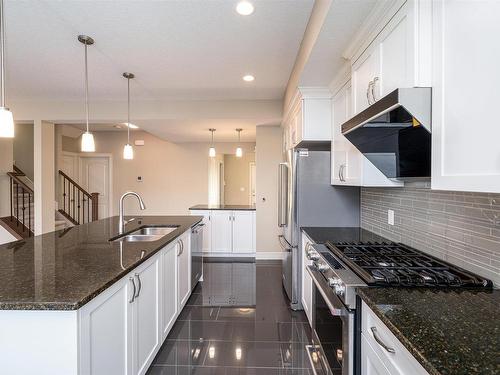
[7,170,34,237]
[58,170,99,225]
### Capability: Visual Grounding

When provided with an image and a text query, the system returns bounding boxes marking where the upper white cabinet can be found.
[331,81,403,187]
[351,0,431,116]
[431,0,500,193]
[190,210,256,255]
[283,88,332,149]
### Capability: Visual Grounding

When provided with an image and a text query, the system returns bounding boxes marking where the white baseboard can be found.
[203,252,255,258]
[255,251,285,260]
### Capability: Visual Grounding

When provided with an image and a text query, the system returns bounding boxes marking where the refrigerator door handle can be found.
[278,163,288,227]
[278,235,296,251]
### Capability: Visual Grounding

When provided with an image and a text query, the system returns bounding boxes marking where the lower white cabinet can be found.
[79,228,194,375]
[362,334,391,375]
[132,255,161,375]
[300,232,313,325]
[177,231,191,309]
[190,209,256,255]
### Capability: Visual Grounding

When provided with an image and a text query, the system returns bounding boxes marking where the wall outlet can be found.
[388,209,395,225]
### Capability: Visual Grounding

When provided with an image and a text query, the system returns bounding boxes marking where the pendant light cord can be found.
[0,0,6,108]
[127,77,130,144]
[84,42,89,133]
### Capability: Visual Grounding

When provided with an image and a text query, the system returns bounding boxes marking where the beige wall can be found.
[13,123,34,180]
[255,125,282,253]
[0,138,13,218]
[66,130,256,216]
[223,152,255,205]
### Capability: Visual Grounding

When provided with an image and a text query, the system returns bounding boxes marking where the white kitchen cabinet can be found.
[161,241,177,340]
[362,301,429,375]
[132,254,161,375]
[331,81,403,187]
[283,88,332,149]
[232,210,255,253]
[211,211,233,253]
[431,0,500,193]
[351,1,431,116]
[177,231,191,309]
[361,334,391,375]
[300,232,313,325]
[79,273,133,375]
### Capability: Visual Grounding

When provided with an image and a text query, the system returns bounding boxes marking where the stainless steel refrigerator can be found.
[278,148,360,310]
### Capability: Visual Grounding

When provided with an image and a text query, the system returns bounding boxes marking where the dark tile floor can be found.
[147,260,313,375]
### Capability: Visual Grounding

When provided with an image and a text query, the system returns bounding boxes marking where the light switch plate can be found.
[388,209,394,225]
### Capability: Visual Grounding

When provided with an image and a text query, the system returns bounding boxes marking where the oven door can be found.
[307,266,354,375]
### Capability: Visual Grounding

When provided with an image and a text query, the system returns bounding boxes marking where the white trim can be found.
[203,252,255,258]
[328,62,351,98]
[255,251,285,260]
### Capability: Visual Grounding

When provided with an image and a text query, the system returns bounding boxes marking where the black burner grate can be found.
[325,241,492,288]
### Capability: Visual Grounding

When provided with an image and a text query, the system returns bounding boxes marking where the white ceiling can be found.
[6,0,314,101]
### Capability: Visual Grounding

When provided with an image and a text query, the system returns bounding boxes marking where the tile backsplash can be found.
[361,187,500,286]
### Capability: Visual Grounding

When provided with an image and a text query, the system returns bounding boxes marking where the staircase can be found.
[58,170,99,225]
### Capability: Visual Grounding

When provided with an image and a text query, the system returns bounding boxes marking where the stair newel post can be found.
[28,193,31,236]
[9,176,12,220]
[22,189,25,232]
[91,192,99,221]
[15,182,18,227]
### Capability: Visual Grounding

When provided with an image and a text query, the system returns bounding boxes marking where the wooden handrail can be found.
[7,172,34,194]
[12,165,24,175]
[58,170,92,198]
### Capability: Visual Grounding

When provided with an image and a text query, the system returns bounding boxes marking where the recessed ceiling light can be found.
[236,1,254,16]
[243,75,255,82]
[122,122,139,129]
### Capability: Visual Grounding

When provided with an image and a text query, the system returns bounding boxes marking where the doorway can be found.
[79,155,112,219]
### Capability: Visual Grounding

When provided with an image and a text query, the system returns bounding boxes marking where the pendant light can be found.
[208,128,216,157]
[0,0,13,138]
[122,72,135,160]
[235,128,243,157]
[79,35,95,152]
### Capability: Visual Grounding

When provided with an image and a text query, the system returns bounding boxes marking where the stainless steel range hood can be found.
[341,87,432,180]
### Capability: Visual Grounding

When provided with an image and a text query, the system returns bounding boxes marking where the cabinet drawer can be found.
[361,301,428,375]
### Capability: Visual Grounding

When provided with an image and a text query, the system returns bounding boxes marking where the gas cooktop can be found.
[325,241,493,288]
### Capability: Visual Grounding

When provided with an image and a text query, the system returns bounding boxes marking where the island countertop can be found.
[0,215,202,311]
[357,287,500,375]
[189,204,256,211]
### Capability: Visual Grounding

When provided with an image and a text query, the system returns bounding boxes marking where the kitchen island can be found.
[0,215,202,375]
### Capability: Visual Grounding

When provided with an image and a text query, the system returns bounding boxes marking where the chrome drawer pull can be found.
[371,327,395,353]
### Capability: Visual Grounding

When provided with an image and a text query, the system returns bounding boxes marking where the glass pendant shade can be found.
[81,131,96,152]
[0,107,14,138]
[123,143,134,160]
[236,147,243,158]
[209,146,216,158]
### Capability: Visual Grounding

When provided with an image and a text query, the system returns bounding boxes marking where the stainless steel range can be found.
[305,232,493,375]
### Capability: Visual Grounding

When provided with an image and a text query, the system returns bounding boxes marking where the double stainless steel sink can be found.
[113,226,178,242]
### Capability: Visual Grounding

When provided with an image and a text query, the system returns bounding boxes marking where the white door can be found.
[361,334,391,375]
[80,157,111,218]
[232,211,255,254]
[161,242,177,340]
[79,276,133,375]
[211,211,232,253]
[177,232,191,309]
[249,162,256,205]
[133,255,161,375]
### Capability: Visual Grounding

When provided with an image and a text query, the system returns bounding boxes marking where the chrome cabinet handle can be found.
[371,327,395,353]
[371,77,379,103]
[180,239,184,254]
[129,277,136,303]
[134,273,141,298]
[339,164,345,182]
[366,81,373,105]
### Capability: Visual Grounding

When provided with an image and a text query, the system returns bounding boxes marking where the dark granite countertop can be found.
[301,226,387,244]
[357,287,500,375]
[0,215,202,311]
[190,204,256,211]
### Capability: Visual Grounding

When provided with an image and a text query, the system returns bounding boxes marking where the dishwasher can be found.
[190,222,204,290]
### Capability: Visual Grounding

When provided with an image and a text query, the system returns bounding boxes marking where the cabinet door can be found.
[211,211,232,253]
[177,232,191,309]
[133,255,161,375]
[352,47,380,115]
[431,0,500,193]
[79,276,133,375]
[361,334,391,375]
[300,234,313,325]
[161,242,177,340]
[232,211,255,254]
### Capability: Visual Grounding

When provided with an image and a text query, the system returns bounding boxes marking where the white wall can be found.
[255,125,283,255]
[13,123,34,180]
[0,138,13,218]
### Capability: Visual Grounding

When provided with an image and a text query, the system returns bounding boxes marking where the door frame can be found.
[78,153,114,218]
[248,161,256,205]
